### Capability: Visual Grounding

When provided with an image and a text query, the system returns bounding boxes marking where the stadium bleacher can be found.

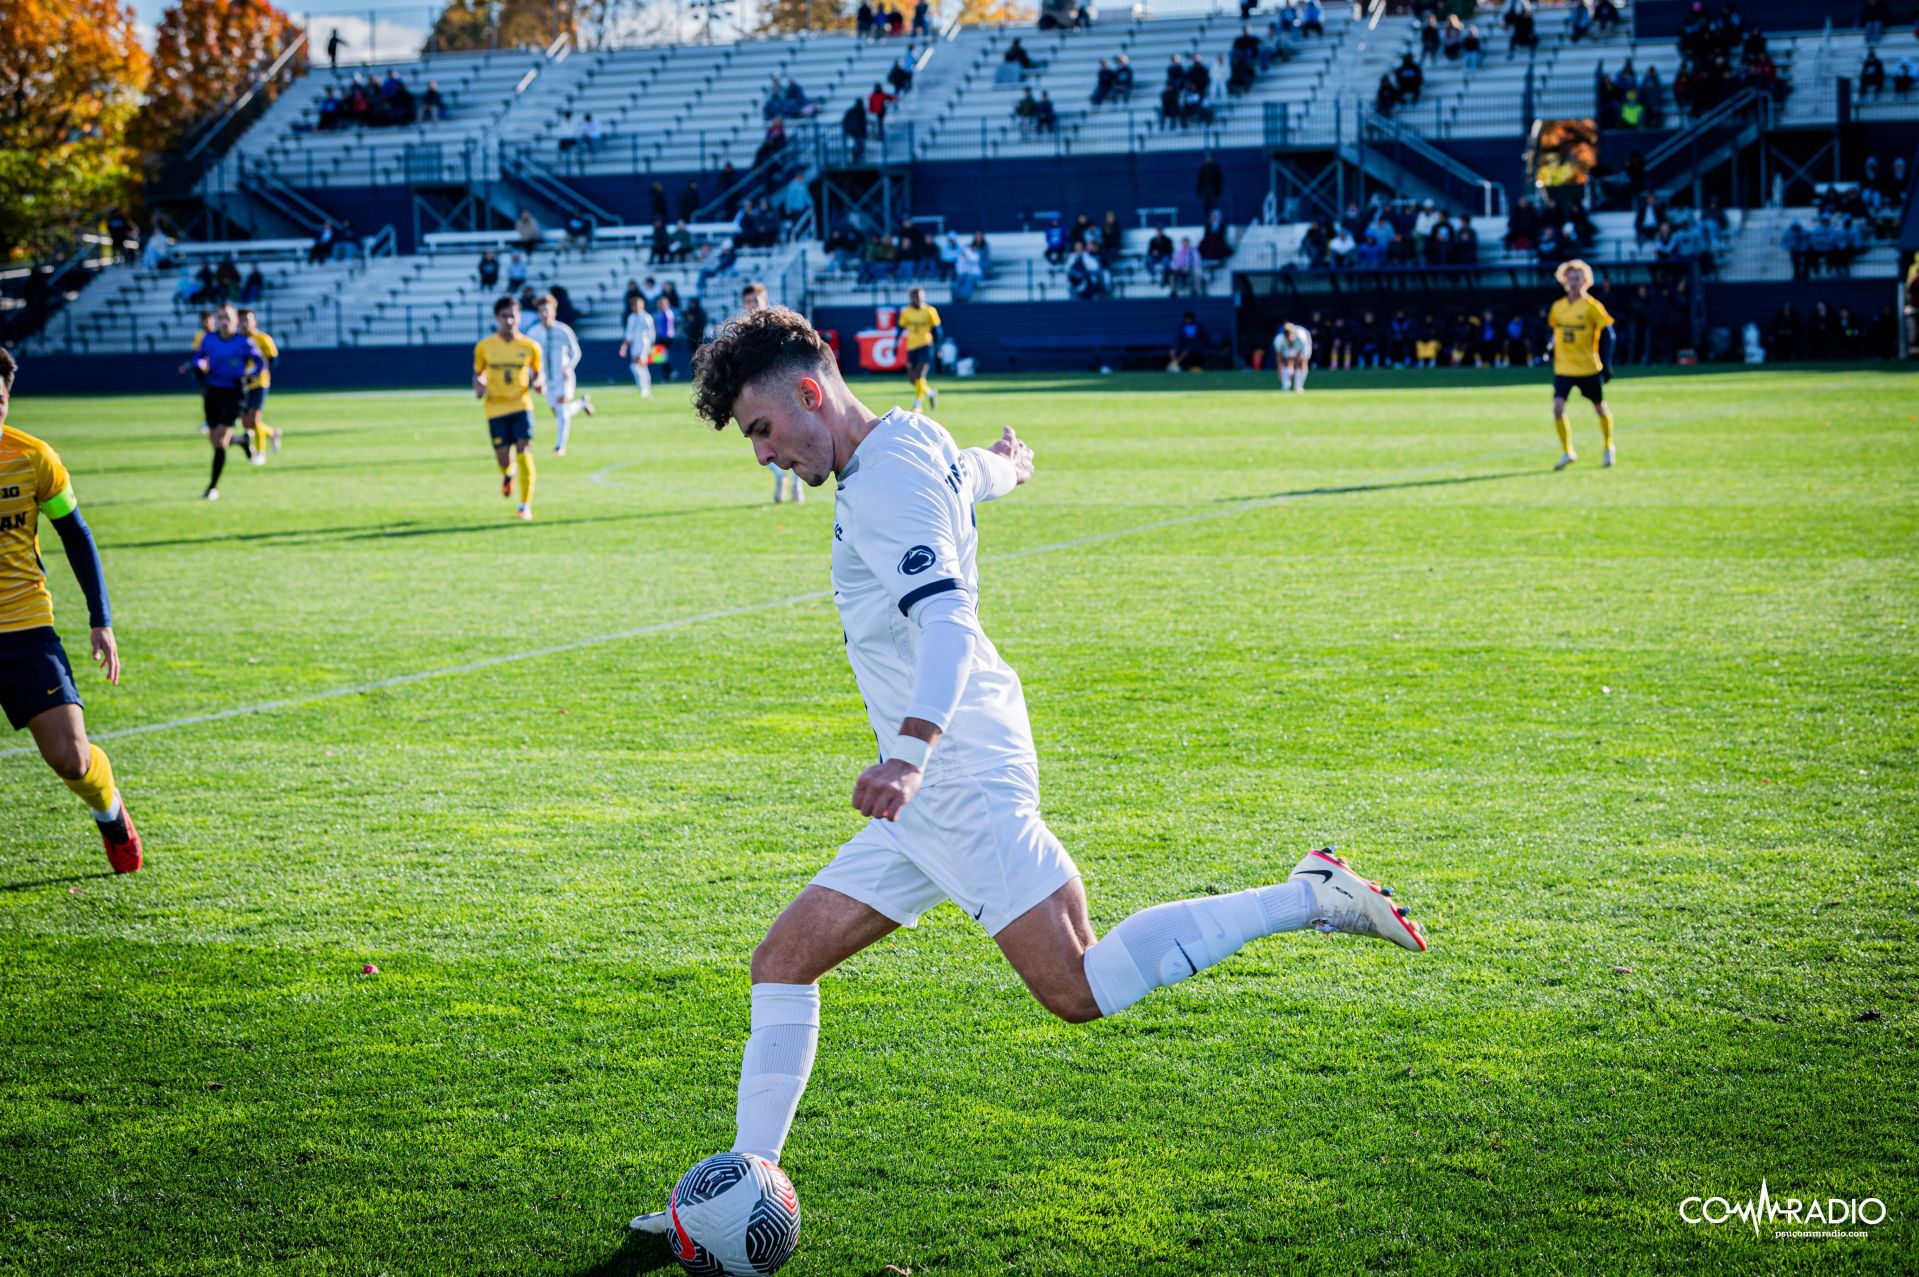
[16,1,1917,372]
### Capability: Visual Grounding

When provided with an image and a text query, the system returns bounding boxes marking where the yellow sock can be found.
[1598,412,1615,449]
[1554,416,1573,453]
[63,743,118,815]
[252,424,268,453]
[516,451,535,506]
[914,376,929,401]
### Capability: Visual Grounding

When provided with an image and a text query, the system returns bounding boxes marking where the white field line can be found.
[0,444,1542,760]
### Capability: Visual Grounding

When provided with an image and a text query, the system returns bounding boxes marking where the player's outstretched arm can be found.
[964,426,1032,504]
[49,506,117,684]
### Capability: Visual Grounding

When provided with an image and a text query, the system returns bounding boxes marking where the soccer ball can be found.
[667,1152,801,1277]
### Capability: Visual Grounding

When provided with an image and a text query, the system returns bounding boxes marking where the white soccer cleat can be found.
[249,452,267,466]
[628,1210,670,1234]
[270,431,282,453]
[203,487,219,501]
[1289,847,1428,952]
[1603,446,1615,468]
[929,387,938,408]
[1554,452,1577,471]
[581,394,596,417]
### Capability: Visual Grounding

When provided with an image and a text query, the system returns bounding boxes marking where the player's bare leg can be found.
[631,886,897,1231]
[243,406,267,465]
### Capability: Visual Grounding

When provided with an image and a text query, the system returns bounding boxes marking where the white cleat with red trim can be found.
[628,1210,669,1234]
[1289,847,1429,952]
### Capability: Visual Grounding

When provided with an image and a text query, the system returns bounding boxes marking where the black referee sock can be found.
[209,444,228,489]
[236,429,252,459]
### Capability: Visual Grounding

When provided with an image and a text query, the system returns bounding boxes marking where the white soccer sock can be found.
[1081,880,1314,1018]
[1295,367,1309,391]
[632,362,651,394]
[1280,368,1293,390]
[731,982,820,1163]
[91,792,123,823]
[553,402,573,450]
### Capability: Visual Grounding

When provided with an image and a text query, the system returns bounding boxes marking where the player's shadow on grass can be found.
[570,1230,679,1276]
[102,504,754,551]
[1226,469,1542,503]
[0,870,115,893]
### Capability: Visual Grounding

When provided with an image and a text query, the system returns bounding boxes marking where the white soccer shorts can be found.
[546,376,578,407]
[811,764,1079,937]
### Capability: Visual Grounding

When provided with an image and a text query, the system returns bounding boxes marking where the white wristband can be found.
[891,735,932,770]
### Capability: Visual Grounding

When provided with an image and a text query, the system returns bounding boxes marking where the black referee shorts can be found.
[1552,373,1606,405]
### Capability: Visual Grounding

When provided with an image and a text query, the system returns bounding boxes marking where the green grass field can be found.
[1,367,1914,1276]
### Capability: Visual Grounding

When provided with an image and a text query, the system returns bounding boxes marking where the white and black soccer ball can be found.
[667,1152,801,1277]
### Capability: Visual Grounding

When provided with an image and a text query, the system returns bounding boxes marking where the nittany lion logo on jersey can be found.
[898,545,937,575]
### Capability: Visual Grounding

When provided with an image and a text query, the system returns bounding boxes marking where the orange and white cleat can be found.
[101,807,143,875]
[1289,846,1427,952]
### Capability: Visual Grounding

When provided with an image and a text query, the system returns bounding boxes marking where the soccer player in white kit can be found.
[1274,321,1312,392]
[741,282,802,505]
[619,295,656,398]
[527,294,594,455]
[629,308,1427,1233]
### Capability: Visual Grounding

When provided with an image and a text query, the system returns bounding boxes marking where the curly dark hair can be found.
[691,306,836,431]
[0,346,14,392]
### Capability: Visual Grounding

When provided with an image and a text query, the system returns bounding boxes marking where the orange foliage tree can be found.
[0,0,151,259]
[138,0,304,157]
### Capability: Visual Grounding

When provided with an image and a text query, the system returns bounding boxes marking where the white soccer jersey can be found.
[831,408,1033,780]
[622,309,655,353]
[1275,327,1312,359]
[527,319,582,387]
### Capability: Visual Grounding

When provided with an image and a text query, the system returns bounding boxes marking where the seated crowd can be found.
[1300,198,1482,269]
[314,72,444,130]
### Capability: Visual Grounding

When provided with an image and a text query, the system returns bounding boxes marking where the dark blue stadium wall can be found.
[814,298,1237,373]
[1706,278,1905,337]
[296,186,421,252]
[908,148,1270,232]
[570,172,707,224]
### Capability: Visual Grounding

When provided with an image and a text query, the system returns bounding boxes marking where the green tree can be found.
[0,0,151,260]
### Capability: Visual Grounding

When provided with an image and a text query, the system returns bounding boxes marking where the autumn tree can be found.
[431,0,578,53]
[137,0,304,159]
[0,0,151,260]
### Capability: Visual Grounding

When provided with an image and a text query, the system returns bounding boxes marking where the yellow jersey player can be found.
[1547,259,1618,470]
[473,295,544,521]
[238,309,282,462]
[900,287,941,413]
[0,347,142,873]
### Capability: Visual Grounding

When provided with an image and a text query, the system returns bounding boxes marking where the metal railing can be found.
[1360,106,1509,216]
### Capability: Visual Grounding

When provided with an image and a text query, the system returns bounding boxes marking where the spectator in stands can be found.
[777,173,811,230]
[478,251,500,289]
[1035,89,1059,133]
[421,81,444,122]
[1860,50,1886,99]
[1895,56,1916,97]
[1419,14,1441,62]
[1115,55,1135,99]
[567,213,594,252]
[867,84,895,136]
[1005,38,1036,70]
[1300,0,1324,36]
[1230,26,1262,92]
[1097,211,1124,272]
[1207,54,1230,109]
[1182,53,1213,122]
[1168,235,1200,294]
[1145,226,1174,283]
[558,110,582,154]
[1196,153,1224,213]
[1093,59,1117,104]
[1861,0,1889,45]
[1595,0,1620,36]
[860,233,899,282]
[1443,15,1465,60]
[1504,0,1537,59]
[888,4,905,36]
[1570,0,1594,43]
[1371,72,1403,120]
[857,0,875,39]
[1395,53,1424,105]
[506,249,528,289]
[1160,65,1185,128]
[889,52,914,96]
[841,97,869,163]
[1461,23,1483,68]
[668,222,697,261]
[1328,224,1357,268]
[913,0,930,36]
[1067,248,1108,299]
[1198,209,1232,268]
[583,114,604,150]
[1169,311,1211,369]
[1044,216,1070,265]
[318,89,341,130]
[307,222,336,265]
[953,235,984,301]
[142,228,174,272]
[327,28,344,68]
[516,209,542,255]
[1781,219,1810,279]
[754,118,788,175]
[1455,219,1479,263]
[1015,87,1040,133]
